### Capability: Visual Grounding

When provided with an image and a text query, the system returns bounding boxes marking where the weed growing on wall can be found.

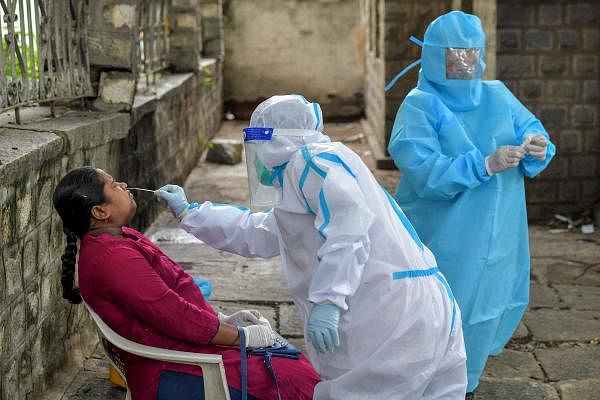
[198,135,214,151]
[201,66,213,88]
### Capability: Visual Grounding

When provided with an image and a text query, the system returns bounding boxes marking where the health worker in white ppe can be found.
[156,94,467,399]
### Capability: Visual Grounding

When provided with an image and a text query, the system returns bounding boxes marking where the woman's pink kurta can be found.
[78,227,319,399]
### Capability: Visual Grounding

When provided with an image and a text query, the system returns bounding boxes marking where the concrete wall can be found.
[222,0,365,119]
[362,0,386,159]
[0,62,223,399]
[497,0,600,219]
[123,64,224,232]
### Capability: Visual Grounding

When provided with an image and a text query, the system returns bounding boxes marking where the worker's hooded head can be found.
[418,11,486,111]
[243,95,329,206]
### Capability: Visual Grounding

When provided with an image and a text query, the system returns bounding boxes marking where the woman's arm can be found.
[101,245,227,345]
[211,321,239,346]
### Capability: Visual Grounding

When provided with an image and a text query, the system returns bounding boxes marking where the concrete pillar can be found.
[88,0,139,73]
[170,0,204,71]
[200,0,225,60]
[87,0,139,110]
[379,0,453,164]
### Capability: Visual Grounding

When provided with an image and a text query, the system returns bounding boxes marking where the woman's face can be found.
[96,169,137,225]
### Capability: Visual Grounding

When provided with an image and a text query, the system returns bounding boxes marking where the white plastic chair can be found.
[84,303,231,400]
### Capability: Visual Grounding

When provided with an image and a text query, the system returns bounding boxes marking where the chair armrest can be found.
[85,303,224,365]
[85,303,231,399]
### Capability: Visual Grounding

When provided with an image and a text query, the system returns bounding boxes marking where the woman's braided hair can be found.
[52,166,105,304]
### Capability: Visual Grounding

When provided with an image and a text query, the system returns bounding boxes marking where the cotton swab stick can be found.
[128,187,156,193]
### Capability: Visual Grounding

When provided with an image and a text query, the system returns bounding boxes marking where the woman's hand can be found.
[242,325,276,349]
[218,310,272,329]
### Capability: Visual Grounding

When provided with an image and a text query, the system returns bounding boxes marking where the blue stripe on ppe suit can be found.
[392,266,457,334]
[387,11,556,392]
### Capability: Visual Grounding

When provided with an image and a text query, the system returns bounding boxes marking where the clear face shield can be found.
[445,47,483,80]
[243,127,318,207]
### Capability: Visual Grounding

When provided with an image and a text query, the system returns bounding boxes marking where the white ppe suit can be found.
[180,95,467,399]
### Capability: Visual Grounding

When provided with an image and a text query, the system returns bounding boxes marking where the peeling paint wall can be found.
[223,0,365,119]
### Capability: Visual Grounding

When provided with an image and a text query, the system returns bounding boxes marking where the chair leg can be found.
[201,364,231,400]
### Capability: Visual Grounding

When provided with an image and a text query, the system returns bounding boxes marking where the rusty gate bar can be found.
[0,0,93,115]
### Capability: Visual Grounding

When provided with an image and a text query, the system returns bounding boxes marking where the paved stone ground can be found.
[51,121,600,400]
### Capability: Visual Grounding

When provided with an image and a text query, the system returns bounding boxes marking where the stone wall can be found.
[0,62,223,399]
[0,111,129,400]
[201,0,225,60]
[0,0,225,395]
[497,0,600,219]
[222,0,365,119]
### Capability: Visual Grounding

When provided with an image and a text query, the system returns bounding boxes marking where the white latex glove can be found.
[485,145,526,175]
[218,310,272,329]
[522,134,547,160]
[242,325,275,349]
[155,184,190,219]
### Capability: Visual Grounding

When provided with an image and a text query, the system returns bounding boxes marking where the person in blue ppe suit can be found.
[385,11,556,397]
[156,94,468,399]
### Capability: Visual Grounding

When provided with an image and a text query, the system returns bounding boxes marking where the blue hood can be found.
[418,11,486,111]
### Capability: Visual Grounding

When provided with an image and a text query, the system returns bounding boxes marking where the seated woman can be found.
[52,166,320,400]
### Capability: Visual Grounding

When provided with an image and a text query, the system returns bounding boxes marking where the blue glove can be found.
[307,303,341,353]
[155,184,190,218]
[193,276,212,299]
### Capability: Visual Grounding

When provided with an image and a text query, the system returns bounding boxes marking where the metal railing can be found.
[0,0,92,122]
[138,0,170,87]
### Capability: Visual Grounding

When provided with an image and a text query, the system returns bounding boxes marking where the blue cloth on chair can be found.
[193,276,212,299]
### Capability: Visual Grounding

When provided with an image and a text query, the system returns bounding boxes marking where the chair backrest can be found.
[100,336,129,380]
[84,303,231,400]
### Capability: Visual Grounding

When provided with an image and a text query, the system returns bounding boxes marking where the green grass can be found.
[201,66,213,87]
[2,34,39,78]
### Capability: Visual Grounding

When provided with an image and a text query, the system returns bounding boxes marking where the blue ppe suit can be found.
[387,11,556,392]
